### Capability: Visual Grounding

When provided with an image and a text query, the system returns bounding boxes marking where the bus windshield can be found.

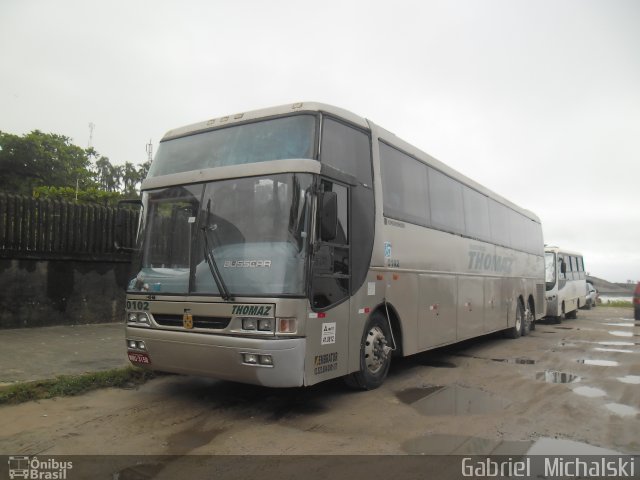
[545,252,556,290]
[148,114,317,177]
[129,173,313,297]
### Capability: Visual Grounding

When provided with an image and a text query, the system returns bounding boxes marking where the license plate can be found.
[128,351,151,365]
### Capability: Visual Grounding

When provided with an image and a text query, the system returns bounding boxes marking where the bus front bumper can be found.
[125,326,306,388]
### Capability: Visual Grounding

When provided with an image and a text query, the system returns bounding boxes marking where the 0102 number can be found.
[127,300,149,311]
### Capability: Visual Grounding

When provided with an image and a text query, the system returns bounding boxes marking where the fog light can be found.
[242,318,257,330]
[127,313,138,323]
[243,353,258,364]
[127,339,137,349]
[258,318,272,331]
[259,355,273,366]
[136,341,146,350]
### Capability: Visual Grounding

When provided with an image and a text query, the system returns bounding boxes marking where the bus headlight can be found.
[126,339,146,350]
[241,353,274,367]
[242,318,257,330]
[258,318,273,332]
[127,312,150,325]
[243,353,258,364]
[240,317,273,332]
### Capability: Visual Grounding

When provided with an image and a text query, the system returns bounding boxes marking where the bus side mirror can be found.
[115,199,143,252]
[560,260,567,274]
[319,191,338,242]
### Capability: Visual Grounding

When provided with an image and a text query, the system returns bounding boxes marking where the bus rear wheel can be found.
[345,312,392,390]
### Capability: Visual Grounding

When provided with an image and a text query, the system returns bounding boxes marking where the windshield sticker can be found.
[321,322,336,345]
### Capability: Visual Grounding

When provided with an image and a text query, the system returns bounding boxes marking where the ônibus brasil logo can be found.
[8,456,73,479]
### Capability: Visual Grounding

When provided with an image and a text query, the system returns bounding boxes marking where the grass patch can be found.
[599,300,633,308]
[0,367,155,405]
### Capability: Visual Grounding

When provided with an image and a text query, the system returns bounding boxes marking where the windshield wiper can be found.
[201,199,233,301]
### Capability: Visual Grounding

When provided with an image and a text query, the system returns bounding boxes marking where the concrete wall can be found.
[0,258,132,329]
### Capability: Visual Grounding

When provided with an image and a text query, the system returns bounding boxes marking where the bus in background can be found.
[121,102,546,390]
[544,246,587,322]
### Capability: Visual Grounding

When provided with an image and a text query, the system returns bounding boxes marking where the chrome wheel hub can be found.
[364,326,389,374]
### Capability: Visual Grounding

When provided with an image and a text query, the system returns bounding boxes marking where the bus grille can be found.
[152,314,231,329]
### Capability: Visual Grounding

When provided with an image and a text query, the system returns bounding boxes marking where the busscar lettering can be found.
[224,260,272,268]
[231,305,273,316]
[314,352,339,375]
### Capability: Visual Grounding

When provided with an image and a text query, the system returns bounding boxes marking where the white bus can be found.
[122,102,546,389]
[544,246,587,322]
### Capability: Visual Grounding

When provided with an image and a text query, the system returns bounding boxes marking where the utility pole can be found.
[146,139,153,163]
[80,122,96,202]
[88,122,95,149]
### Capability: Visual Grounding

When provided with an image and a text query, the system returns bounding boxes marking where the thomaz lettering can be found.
[468,251,515,274]
[231,305,273,316]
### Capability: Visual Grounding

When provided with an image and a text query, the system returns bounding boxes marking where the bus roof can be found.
[160,101,541,224]
[161,102,369,142]
[544,246,584,256]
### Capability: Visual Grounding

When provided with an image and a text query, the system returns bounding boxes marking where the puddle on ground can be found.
[402,434,620,455]
[572,386,607,398]
[416,359,458,368]
[395,385,445,404]
[536,370,580,384]
[166,427,226,454]
[617,375,640,384]
[491,357,536,365]
[527,437,620,455]
[598,340,636,346]
[402,433,517,455]
[605,403,639,417]
[594,347,635,354]
[396,384,510,416]
[577,359,619,367]
[606,322,637,327]
[609,330,637,338]
[554,326,574,330]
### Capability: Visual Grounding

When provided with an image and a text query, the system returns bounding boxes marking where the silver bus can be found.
[123,102,546,389]
[544,246,587,322]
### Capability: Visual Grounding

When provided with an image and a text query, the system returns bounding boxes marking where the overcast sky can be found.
[1,0,638,282]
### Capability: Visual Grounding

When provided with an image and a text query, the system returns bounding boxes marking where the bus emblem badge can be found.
[183,310,193,329]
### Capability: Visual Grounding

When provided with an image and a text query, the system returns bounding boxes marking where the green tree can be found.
[94,156,122,192]
[1,129,150,203]
[0,130,93,195]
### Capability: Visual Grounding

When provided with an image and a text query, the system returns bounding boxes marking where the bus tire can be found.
[344,312,392,390]
[505,301,524,339]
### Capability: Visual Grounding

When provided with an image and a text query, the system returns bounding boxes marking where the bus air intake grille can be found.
[153,314,231,329]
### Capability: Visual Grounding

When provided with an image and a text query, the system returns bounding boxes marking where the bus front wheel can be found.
[345,312,392,390]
